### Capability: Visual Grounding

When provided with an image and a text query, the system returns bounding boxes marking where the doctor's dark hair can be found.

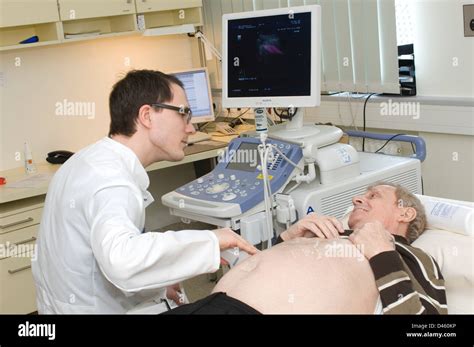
[108,69,184,137]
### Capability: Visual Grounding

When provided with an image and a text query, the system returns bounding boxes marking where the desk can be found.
[0,139,228,313]
[0,140,228,205]
[146,140,227,171]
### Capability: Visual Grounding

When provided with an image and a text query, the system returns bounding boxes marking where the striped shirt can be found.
[368,234,447,314]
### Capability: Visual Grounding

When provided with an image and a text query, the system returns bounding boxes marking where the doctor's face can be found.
[149,83,196,161]
[348,185,400,232]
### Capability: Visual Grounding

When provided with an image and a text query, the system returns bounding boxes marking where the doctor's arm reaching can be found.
[89,185,257,294]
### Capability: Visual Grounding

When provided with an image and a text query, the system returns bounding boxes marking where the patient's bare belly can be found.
[213,238,379,314]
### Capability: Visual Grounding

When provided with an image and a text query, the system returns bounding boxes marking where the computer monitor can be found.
[170,67,215,124]
[222,5,321,109]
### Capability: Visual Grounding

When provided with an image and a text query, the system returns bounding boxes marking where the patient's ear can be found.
[399,207,417,223]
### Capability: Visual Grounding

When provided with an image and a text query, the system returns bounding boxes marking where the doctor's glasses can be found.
[150,103,193,124]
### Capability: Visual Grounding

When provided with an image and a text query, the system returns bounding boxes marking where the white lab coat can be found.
[32,137,220,314]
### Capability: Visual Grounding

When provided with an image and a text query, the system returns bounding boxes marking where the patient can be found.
[166,182,448,314]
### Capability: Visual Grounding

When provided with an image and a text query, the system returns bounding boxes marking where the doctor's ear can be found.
[137,104,153,129]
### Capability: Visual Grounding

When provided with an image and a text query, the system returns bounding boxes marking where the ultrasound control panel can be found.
[162,137,303,218]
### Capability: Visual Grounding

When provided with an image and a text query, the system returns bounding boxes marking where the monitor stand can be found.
[269,108,342,147]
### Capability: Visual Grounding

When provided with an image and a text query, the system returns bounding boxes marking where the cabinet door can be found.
[0,244,37,313]
[58,0,136,21]
[0,0,60,28]
[136,0,202,13]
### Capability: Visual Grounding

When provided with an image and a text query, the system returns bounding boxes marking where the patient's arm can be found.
[280,214,345,240]
[370,247,447,314]
[349,222,447,314]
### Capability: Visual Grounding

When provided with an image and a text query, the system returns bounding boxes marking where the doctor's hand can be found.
[349,221,396,260]
[212,228,259,255]
[166,283,185,306]
[280,213,344,241]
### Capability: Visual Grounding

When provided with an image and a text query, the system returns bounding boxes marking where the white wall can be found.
[414,0,474,97]
[308,97,474,202]
[0,34,200,171]
[420,132,474,201]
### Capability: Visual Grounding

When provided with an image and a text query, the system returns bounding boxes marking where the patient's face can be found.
[348,185,400,232]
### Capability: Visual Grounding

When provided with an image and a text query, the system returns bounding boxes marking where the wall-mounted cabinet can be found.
[135,0,202,13]
[0,0,60,28]
[58,0,136,21]
[0,0,203,51]
[0,0,62,51]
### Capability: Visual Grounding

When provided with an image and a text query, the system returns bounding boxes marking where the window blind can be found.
[202,0,400,94]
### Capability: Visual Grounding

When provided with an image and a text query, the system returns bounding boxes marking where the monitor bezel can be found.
[222,5,321,109]
[168,67,215,124]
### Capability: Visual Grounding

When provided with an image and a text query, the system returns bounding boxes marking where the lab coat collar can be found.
[103,136,150,192]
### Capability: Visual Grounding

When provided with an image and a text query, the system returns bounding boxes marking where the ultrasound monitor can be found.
[222,5,321,109]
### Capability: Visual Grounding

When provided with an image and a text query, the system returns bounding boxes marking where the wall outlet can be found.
[464,4,474,37]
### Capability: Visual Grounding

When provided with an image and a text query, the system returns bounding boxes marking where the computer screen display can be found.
[171,68,215,124]
[222,6,321,109]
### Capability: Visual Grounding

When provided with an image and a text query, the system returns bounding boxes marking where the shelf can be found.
[61,14,138,41]
[140,7,202,30]
[0,22,62,51]
[135,0,202,13]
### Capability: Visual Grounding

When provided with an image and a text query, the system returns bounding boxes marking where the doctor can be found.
[32,69,258,314]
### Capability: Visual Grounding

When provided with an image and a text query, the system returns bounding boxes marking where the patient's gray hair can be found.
[368,181,427,243]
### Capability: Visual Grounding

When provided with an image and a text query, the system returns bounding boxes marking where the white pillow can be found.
[413,229,474,314]
[415,194,474,236]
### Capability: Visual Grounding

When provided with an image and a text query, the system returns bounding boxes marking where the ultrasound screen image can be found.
[227,12,311,98]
